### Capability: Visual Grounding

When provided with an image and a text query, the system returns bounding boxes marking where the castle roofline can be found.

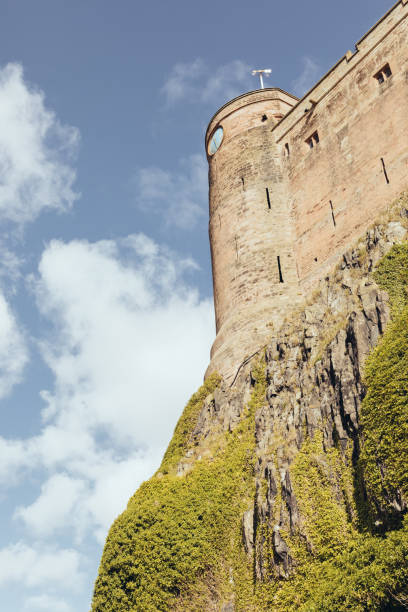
[205,88,299,142]
[356,0,405,48]
[272,0,408,141]
[206,1,408,146]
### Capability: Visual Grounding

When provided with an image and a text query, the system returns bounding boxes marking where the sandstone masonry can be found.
[206,0,408,382]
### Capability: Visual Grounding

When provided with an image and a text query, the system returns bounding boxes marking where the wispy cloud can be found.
[291,57,321,98]
[161,59,252,107]
[0,291,28,398]
[3,233,213,560]
[0,542,83,590]
[0,63,79,227]
[24,594,73,612]
[133,153,207,230]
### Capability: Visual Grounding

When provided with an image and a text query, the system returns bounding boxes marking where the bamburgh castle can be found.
[93,3,408,609]
[205,0,408,383]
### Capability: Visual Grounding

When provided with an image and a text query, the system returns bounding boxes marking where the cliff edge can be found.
[91,195,408,611]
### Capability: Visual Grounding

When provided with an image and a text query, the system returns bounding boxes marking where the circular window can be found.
[208,127,224,155]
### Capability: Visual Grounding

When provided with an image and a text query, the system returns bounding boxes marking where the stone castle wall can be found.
[206,0,408,382]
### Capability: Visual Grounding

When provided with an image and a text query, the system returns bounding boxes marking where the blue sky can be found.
[0,1,393,610]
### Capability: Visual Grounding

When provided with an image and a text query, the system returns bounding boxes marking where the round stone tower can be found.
[205,88,302,382]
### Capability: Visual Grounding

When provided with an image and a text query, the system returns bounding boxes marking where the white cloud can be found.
[0,291,28,398]
[0,437,33,484]
[0,62,79,226]
[5,234,214,546]
[0,242,23,284]
[161,58,206,104]
[14,473,86,538]
[161,58,252,107]
[35,235,213,449]
[291,57,321,97]
[133,153,207,229]
[0,542,82,589]
[24,594,72,612]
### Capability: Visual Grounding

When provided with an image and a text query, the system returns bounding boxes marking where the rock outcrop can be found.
[92,201,408,611]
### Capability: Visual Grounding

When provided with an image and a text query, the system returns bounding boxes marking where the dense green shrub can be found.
[92,241,408,611]
[360,243,408,519]
[92,366,266,611]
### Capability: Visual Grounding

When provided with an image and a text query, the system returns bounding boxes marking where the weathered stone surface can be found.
[242,509,254,555]
[179,214,407,585]
[272,526,292,579]
[206,1,408,383]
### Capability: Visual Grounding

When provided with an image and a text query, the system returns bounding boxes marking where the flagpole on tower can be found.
[251,69,272,89]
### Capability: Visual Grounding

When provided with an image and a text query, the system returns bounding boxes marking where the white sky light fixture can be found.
[251,68,272,89]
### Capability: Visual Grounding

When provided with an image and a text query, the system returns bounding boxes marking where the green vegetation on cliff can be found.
[92,366,266,611]
[360,243,408,520]
[92,241,408,612]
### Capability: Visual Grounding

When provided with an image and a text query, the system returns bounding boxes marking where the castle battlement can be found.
[206,0,408,382]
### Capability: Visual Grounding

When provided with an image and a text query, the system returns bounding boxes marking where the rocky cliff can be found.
[92,195,408,612]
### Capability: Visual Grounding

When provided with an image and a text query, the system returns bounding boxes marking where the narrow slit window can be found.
[329,200,336,227]
[266,187,271,209]
[306,131,319,149]
[381,157,390,184]
[277,256,284,283]
[374,63,392,84]
[285,143,290,157]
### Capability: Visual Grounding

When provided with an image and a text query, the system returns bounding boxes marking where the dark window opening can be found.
[381,157,390,184]
[261,114,268,122]
[375,63,392,84]
[277,256,284,283]
[285,143,290,157]
[266,187,271,209]
[314,257,318,262]
[241,177,245,188]
[329,200,336,227]
[306,131,319,149]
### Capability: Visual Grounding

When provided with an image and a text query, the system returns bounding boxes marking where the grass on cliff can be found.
[269,241,408,611]
[92,241,408,612]
[241,242,408,611]
[359,242,408,521]
[247,432,408,612]
[91,365,266,611]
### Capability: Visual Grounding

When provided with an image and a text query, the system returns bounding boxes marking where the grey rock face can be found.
[177,215,408,585]
[242,509,254,554]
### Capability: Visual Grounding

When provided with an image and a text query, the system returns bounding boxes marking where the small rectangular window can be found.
[266,187,271,209]
[284,143,290,157]
[306,131,319,149]
[329,200,336,227]
[277,256,284,283]
[374,63,392,84]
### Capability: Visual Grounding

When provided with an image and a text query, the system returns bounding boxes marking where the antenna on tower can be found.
[251,69,272,89]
